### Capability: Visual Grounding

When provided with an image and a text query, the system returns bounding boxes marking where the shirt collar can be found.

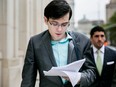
[51,32,72,45]
[92,45,105,53]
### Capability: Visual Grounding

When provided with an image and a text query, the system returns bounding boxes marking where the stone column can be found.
[0,0,21,87]
[66,0,75,31]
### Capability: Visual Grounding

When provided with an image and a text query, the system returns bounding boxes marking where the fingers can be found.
[61,76,70,81]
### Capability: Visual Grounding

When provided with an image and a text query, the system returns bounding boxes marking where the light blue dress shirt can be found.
[51,33,82,84]
[51,33,72,67]
[51,33,72,83]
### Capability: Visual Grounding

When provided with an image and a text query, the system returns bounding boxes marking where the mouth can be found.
[56,33,61,36]
[98,42,103,45]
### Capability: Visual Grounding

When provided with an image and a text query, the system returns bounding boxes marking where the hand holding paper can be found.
[43,58,85,87]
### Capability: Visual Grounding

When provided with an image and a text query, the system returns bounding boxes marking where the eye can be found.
[61,23,69,27]
[51,22,58,26]
[61,24,67,27]
[95,35,99,38]
[101,35,104,37]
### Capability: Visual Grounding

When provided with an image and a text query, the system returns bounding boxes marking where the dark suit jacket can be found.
[111,63,116,87]
[89,46,116,87]
[21,30,96,87]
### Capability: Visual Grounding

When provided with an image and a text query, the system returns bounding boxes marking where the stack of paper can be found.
[43,58,85,87]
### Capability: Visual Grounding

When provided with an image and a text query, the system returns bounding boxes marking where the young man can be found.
[89,26,116,87]
[21,0,96,87]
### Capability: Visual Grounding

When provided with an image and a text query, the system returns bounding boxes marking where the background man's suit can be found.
[89,46,116,87]
[112,61,116,87]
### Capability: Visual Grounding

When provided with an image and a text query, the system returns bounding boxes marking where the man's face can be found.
[91,31,106,49]
[44,13,70,41]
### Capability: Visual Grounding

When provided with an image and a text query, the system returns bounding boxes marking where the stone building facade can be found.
[106,0,116,22]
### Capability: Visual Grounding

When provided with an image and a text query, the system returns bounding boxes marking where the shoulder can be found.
[68,31,91,51]
[31,30,48,40]
[105,46,116,54]
[106,46,116,51]
[68,31,90,44]
[28,30,50,46]
[68,31,89,40]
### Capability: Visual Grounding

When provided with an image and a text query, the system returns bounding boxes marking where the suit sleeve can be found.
[79,39,97,87]
[112,65,116,87]
[21,38,37,87]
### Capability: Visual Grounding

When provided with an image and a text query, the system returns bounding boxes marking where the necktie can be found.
[96,50,102,75]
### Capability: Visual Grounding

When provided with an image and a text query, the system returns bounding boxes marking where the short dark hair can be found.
[44,0,72,20]
[90,26,106,37]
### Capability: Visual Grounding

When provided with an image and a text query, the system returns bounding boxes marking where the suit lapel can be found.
[41,31,62,85]
[74,42,82,60]
[42,31,57,66]
[102,47,109,73]
[99,47,110,75]
[67,40,79,64]
[69,31,83,61]
[91,48,96,64]
[67,40,74,64]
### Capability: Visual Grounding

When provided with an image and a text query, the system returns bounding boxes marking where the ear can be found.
[44,16,48,25]
[104,37,106,41]
[90,38,92,42]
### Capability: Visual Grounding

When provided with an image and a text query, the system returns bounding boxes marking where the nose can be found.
[98,36,102,41]
[57,25,62,31]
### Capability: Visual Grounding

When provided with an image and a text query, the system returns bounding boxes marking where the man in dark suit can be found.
[21,0,96,87]
[89,26,116,87]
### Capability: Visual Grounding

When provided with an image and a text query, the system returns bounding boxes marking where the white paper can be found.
[43,58,85,87]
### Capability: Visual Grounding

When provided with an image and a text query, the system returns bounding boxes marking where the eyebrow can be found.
[94,35,105,37]
[50,21,69,24]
